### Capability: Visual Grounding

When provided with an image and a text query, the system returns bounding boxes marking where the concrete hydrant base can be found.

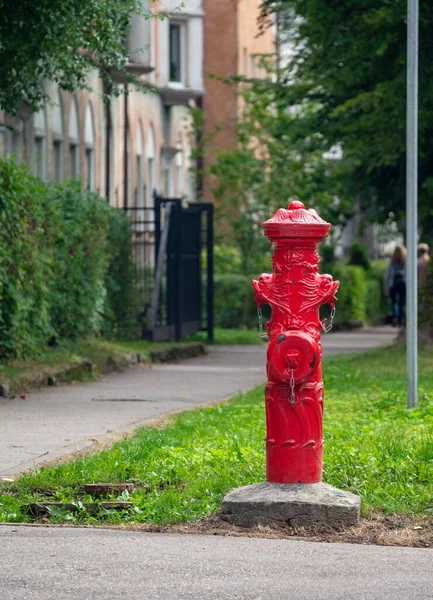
[221,482,361,528]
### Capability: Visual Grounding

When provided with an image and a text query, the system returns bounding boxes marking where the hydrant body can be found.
[253,201,339,484]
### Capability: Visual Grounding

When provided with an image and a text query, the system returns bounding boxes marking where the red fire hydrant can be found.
[253,201,339,484]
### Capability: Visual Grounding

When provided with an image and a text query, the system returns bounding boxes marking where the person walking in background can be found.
[384,244,407,327]
[417,243,430,284]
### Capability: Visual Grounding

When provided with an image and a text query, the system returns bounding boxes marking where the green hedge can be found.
[213,262,387,330]
[331,265,367,325]
[0,159,134,359]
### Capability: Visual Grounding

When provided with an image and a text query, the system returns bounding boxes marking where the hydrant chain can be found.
[289,369,297,405]
[321,307,336,334]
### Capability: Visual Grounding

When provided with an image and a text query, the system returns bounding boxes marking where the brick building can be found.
[202,0,275,201]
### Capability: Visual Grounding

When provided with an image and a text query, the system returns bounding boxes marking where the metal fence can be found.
[125,193,213,342]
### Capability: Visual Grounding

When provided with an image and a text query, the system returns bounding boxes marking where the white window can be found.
[169,22,184,83]
[251,55,256,78]
[84,102,95,190]
[68,97,80,180]
[146,126,156,210]
[136,123,145,210]
[176,141,184,197]
[52,89,64,184]
[32,107,47,179]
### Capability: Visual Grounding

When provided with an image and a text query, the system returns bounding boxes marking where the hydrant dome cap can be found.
[263,201,331,239]
[288,200,305,210]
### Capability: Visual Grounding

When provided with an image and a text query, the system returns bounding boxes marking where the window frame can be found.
[169,21,186,86]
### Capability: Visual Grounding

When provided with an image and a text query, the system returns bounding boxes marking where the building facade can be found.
[0,0,204,211]
[202,0,275,201]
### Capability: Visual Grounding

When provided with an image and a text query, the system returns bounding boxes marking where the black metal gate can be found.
[126,194,213,343]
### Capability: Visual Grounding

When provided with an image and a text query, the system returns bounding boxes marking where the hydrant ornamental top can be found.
[263,201,331,244]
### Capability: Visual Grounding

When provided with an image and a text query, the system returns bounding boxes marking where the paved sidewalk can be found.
[1,526,431,600]
[0,328,395,476]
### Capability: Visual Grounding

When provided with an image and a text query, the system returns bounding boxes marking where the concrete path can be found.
[1,526,431,600]
[0,328,395,476]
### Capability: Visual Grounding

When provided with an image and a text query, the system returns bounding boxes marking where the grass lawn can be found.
[0,338,203,394]
[187,327,264,345]
[1,345,433,525]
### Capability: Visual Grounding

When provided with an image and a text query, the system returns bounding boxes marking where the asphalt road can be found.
[0,328,395,476]
[1,526,431,600]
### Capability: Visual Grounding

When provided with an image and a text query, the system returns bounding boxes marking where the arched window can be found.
[68,97,80,180]
[32,106,48,179]
[52,89,64,183]
[176,140,184,197]
[84,102,95,190]
[146,126,156,209]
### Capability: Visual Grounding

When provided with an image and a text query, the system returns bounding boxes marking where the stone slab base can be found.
[221,482,361,528]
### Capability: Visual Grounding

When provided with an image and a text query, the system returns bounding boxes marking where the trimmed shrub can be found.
[348,241,370,271]
[365,278,382,325]
[0,158,135,359]
[48,183,111,341]
[214,274,256,329]
[0,160,56,357]
[331,265,367,325]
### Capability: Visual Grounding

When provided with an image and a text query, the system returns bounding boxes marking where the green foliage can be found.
[0,160,56,357]
[259,1,433,238]
[420,256,433,328]
[0,158,135,359]
[102,207,137,339]
[193,57,353,270]
[214,274,257,329]
[320,245,336,274]
[211,245,272,277]
[48,183,111,341]
[365,279,382,325]
[213,246,243,275]
[348,242,370,271]
[3,345,433,524]
[331,265,367,325]
[0,0,156,113]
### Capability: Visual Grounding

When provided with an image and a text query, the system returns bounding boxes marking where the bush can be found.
[0,159,135,359]
[331,265,367,325]
[209,245,272,277]
[348,241,370,271]
[214,274,256,329]
[365,279,382,325]
[420,255,433,328]
[48,183,111,341]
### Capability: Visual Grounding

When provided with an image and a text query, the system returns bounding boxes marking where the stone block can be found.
[0,383,10,398]
[221,481,361,528]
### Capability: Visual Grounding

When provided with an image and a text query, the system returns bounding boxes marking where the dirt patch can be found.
[103,512,433,548]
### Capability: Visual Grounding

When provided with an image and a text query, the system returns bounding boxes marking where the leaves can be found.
[0,0,156,113]
[0,158,134,359]
[259,0,433,237]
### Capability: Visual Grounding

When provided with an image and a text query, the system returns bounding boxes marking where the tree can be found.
[0,0,154,114]
[259,0,433,239]
[194,62,353,273]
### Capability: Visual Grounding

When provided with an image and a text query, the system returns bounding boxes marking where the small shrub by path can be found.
[1,346,432,533]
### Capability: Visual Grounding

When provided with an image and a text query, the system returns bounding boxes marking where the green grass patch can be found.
[1,345,433,524]
[188,327,264,345]
[0,338,203,393]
